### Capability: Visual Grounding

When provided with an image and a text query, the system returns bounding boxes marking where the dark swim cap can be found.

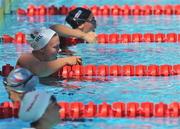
[65,7,92,29]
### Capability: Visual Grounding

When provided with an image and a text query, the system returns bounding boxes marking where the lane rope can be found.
[1,64,180,77]
[16,4,180,16]
[0,101,180,119]
[1,33,180,44]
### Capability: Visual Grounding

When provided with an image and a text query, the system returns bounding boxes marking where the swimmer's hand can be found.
[83,32,97,43]
[64,56,82,65]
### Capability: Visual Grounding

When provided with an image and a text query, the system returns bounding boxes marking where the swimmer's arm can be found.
[50,24,86,39]
[31,58,67,77]
[50,25,97,43]
[18,56,81,77]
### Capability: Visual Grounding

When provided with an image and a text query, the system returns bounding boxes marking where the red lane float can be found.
[0,101,180,119]
[0,102,20,119]
[143,5,153,15]
[1,64,180,77]
[17,4,180,16]
[98,33,180,43]
[1,35,14,43]
[59,101,180,119]
[48,5,58,15]
[14,32,26,44]
[1,33,180,44]
[58,64,180,78]
[1,64,14,77]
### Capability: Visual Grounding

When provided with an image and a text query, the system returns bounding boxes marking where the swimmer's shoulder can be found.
[17,53,34,61]
[16,53,39,67]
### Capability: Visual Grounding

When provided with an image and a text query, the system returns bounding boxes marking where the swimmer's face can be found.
[42,96,60,124]
[43,34,60,60]
[78,13,96,33]
[5,87,23,102]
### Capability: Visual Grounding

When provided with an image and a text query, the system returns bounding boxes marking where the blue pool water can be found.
[0,0,180,129]
[1,15,180,35]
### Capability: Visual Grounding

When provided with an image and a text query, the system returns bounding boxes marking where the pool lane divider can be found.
[1,32,180,44]
[1,64,180,77]
[59,64,180,77]
[16,4,180,16]
[0,101,180,119]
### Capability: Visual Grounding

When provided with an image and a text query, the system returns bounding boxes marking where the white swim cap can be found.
[29,28,56,50]
[3,68,38,93]
[18,91,52,122]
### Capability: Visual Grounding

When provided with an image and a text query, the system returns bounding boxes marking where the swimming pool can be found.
[0,0,180,129]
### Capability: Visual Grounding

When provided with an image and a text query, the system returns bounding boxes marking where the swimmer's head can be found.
[28,28,60,60]
[3,68,38,101]
[19,91,60,126]
[65,7,96,32]
[28,28,57,50]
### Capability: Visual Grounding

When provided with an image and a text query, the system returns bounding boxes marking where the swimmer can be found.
[50,7,97,51]
[65,7,96,33]
[3,68,38,102]
[16,28,82,77]
[19,91,60,129]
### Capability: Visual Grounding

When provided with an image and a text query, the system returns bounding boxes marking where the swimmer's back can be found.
[16,53,60,78]
[16,53,40,74]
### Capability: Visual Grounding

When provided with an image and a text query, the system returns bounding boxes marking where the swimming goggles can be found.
[73,17,97,29]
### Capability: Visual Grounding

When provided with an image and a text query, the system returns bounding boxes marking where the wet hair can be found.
[65,7,92,29]
[30,120,39,128]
